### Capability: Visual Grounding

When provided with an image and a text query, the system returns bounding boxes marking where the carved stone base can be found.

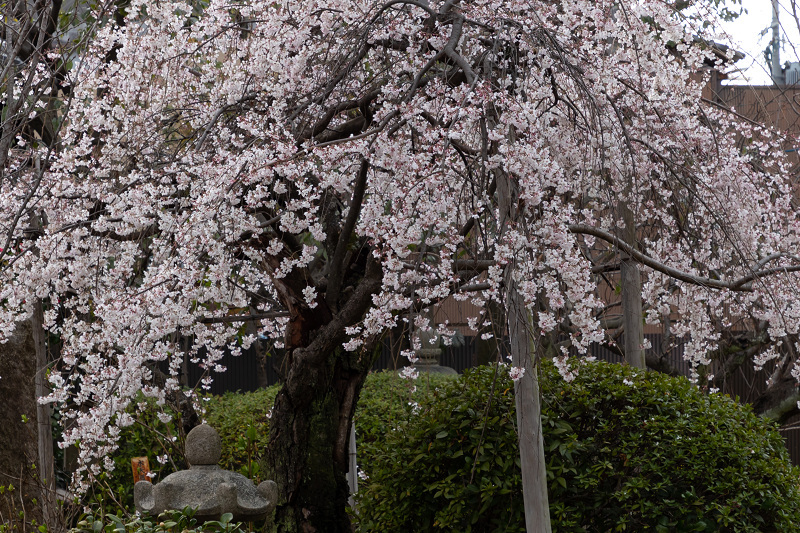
[416,348,457,375]
[416,363,458,375]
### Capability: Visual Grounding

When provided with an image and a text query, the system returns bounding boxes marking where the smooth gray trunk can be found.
[619,203,645,369]
[508,285,552,533]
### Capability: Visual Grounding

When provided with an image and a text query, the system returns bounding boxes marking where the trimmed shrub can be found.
[70,362,800,532]
[353,371,457,478]
[354,365,523,532]
[204,385,280,482]
[354,362,800,533]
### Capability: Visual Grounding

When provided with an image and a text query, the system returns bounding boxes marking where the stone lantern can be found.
[134,424,277,522]
[414,324,457,375]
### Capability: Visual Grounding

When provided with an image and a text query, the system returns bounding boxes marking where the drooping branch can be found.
[568,224,800,291]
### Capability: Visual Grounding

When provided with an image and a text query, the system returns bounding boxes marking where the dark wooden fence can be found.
[186,344,262,395]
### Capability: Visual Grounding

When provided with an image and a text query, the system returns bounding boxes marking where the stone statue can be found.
[134,424,278,522]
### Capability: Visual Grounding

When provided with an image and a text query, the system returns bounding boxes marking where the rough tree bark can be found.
[263,332,379,532]
[265,352,364,533]
[0,321,43,528]
[261,227,383,532]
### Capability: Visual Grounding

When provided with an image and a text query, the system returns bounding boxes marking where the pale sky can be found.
[718,0,800,85]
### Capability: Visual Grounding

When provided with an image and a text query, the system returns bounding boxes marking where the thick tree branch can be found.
[296,90,380,144]
[287,258,383,400]
[568,224,800,291]
[442,14,476,85]
[327,159,369,310]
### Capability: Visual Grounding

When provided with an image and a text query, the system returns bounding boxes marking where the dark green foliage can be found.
[354,366,523,533]
[204,385,280,482]
[353,371,456,477]
[355,362,800,533]
[84,362,800,532]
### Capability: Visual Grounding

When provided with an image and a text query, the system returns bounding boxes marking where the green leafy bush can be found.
[71,507,245,533]
[204,385,280,482]
[354,362,800,533]
[354,366,523,532]
[72,363,800,532]
[353,371,456,477]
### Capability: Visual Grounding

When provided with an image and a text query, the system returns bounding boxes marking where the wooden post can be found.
[497,163,552,533]
[508,285,552,533]
[619,203,645,369]
[32,303,57,528]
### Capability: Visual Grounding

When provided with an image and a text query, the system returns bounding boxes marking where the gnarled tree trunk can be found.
[264,348,369,533]
[262,255,382,532]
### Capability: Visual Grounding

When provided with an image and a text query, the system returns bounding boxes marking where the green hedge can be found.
[204,385,280,482]
[80,362,800,532]
[354,363,800,533]
[354,366,523,532]
[352,371,457,478]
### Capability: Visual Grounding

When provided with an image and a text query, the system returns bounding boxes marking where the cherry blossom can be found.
[1,0,799,527]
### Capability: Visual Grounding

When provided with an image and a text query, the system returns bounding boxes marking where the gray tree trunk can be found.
[507,285,552,533]
[621,259,645,368]
[619,203,645,369]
